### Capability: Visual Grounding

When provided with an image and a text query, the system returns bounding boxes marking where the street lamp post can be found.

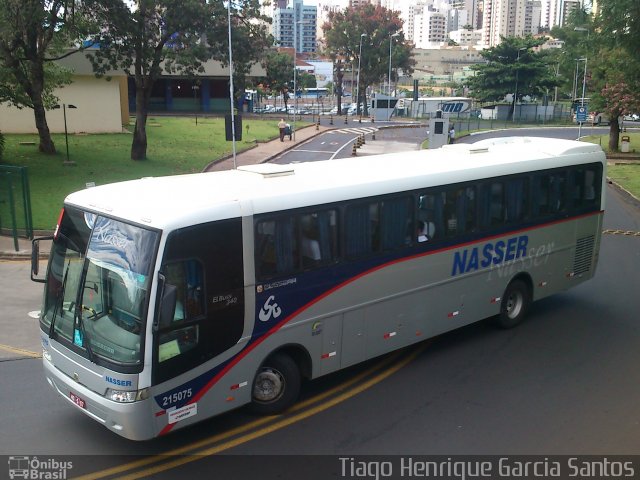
[388,32,400,97]
[512,47,527,123]
[53,104,77,165]
[227,0,237,168]
[293,20,311,140]
[574,27,589,140]
[387,32,400,122]
[356,33,366,118]
[577,57,588,140]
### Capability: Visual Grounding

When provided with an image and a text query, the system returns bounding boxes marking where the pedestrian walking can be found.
[285,123,292,140]
[448,126,455,144]
[278,118,287,142]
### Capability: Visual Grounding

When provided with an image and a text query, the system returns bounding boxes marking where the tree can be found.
[261,50,294,110]
[586,48,640,151]
[322,4,415,116]
[85,0,215,160]
[0,0,89,154]
[86,0,270,161]
[297,71,317,91]
[467,36,558,120]
[549,7,594,101]
[207,0,272,111]
[590,0,640,151]
[554,2,640,151]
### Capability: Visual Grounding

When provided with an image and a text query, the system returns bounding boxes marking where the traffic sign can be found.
[576,106,588,123]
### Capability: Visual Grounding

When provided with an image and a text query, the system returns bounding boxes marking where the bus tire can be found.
[250,353,300,415]
[497,279,531,329]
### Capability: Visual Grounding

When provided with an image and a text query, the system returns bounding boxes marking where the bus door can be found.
[152,217,245,422]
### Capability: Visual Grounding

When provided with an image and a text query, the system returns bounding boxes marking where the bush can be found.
[0,131,4,161]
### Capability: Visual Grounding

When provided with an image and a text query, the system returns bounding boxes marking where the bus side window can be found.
[300,209,338,268]
[444,187,476,235]
[256,220,277,277]
[533,172,567,215]
[572,167,599,210]
[381,196,413,250]
[345,202,379,257]
[505,177,528,223]
[256,217,298,278]
[418,193,442,241]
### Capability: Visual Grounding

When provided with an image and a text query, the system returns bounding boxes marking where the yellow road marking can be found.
[0,343,41,358]
[75,345,425,480]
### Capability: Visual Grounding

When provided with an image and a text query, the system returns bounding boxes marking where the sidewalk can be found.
[0,122,336,259]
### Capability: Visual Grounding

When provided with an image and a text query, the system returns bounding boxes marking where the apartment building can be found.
[271,0,318,53]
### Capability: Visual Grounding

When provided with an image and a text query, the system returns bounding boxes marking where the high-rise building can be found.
[414,7,448,48]
[272,0,318,53]
[482,0,529,47]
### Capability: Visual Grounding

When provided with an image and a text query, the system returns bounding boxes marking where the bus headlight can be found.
[106,387,149,403]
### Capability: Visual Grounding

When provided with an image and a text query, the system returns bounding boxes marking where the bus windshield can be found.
[41,207,158,368]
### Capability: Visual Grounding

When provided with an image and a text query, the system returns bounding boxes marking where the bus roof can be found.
[65,137,605,231]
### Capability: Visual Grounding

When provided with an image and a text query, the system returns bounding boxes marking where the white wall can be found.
[0,75,124,134]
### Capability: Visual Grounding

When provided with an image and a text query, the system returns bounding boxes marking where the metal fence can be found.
[0,165,33,251]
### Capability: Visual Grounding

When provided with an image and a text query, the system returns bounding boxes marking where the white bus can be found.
[31,137,605,440]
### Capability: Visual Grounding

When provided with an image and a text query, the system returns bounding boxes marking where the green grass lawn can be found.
[607,164,640,198]
[3,116,285,229]
[583,131,640,200]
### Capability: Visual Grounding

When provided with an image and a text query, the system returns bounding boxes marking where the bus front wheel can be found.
[497,279,531,329]
[250,353,301,415]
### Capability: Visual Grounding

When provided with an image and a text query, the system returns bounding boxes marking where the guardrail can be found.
[0,165,33,251]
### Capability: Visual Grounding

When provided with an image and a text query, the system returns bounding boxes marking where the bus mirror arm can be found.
[155,274,177,331]
[31,236,53,283]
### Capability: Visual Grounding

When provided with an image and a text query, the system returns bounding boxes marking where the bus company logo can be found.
[311,321,323,336]
[8,456,73,479]
[259,295,282,322]
[440,101,470,113]
[94,225,130,249]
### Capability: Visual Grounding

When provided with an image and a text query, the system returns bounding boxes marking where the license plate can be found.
[70,392,86,409]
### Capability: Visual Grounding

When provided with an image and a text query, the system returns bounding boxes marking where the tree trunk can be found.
[609,116,621,152]
[336,67,344,115]
[30,65,56,154]
[33,100,56,154]
[508,98,515,121]
[131,84,148,160]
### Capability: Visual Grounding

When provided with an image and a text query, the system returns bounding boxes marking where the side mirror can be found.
[31,236,53,283]
[154,273,177,331]
[158,284,177,330]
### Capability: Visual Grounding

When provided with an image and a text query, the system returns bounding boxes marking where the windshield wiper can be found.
[49,259,70,338]
[73,259,95,362]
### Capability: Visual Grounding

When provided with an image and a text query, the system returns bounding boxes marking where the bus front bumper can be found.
[43,358,157,441]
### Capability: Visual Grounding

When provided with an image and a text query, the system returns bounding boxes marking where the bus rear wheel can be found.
[497,279,531,329]
[250,353,300,415]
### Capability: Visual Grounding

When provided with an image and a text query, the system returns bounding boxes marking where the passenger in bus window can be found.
[417,221,429,242]
[300,215,321,266]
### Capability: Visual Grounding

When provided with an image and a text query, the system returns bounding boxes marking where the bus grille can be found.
[574,235,595,275]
